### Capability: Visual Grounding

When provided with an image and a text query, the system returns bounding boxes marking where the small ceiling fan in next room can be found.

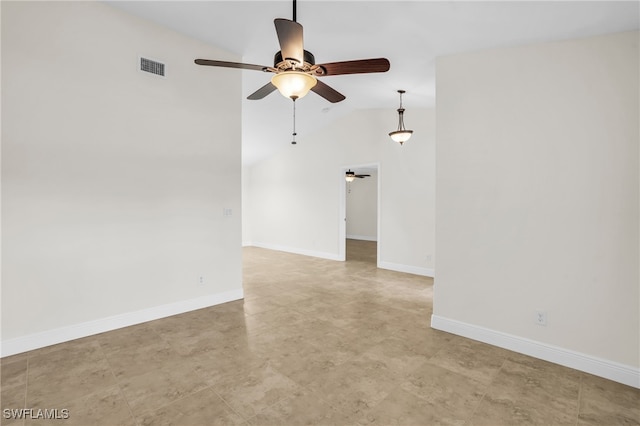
[194,0,390,104]
[345,170,371,182]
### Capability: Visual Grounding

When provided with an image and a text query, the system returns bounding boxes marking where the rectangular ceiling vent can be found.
[139,57,165,77]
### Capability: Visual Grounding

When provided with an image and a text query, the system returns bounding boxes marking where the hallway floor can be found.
[1,240,638,425]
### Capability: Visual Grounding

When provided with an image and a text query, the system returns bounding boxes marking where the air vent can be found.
[140,57,165,77]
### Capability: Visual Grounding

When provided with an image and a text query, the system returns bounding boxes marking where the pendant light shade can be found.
[271,71,317,100]
[389,90,413,145]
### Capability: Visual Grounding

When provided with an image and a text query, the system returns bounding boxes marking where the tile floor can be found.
[1,240,639,425]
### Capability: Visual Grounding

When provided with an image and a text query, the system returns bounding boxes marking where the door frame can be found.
[338,162,381,264]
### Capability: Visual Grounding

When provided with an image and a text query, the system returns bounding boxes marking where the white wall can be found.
[346,170,378,241]
[1,2,243,355]
[433,31,639,386]
[245,107,435,276]
[242,165,252,246]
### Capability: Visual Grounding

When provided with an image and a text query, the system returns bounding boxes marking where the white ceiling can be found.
[106,1,639,165]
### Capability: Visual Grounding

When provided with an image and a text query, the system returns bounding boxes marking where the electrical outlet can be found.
[198,276,205,286]
[535,310,547,326]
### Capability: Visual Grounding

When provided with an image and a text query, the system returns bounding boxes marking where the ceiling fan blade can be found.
[311,80,346,103]
[355,174,371,178]
[195,59,268,72]
[247,82,277,100]
[316,58,390,76]
[274,18,304,65]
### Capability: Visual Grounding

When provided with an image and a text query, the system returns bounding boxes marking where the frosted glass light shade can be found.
[271,71,317,100]
[389,129,413,145]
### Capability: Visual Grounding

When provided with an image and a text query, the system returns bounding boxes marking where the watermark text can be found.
[3,408,69,420]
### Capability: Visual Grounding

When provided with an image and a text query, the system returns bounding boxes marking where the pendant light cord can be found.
[397,90,406,130]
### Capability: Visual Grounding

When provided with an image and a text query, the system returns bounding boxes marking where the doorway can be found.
[339,163,380,265]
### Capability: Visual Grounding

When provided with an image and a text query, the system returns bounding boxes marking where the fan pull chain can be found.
[291,99,297,145]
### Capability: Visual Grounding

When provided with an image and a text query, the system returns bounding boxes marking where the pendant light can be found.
[389,90,413,145]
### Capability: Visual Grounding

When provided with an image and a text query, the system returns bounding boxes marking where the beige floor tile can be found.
[489,359,580,413]
[399,326,453,359]
[291,316,343,339]
[244,324,312,358]
[137,388,246,426]
[26,338,102,370]
[578,373,640,425]
[266,342,340,387]
[428,338,507,385]
[399,362,486,424]
[241,296,284,316]
[241,283,290,300]
[1,384,27,426]
[361,337,429,377]
[24,336,99,359]
[169,329,230,357]
[191,350,268,391]
[26,341,116,407]
[303,351,400,419]
[467,359,581,425]
[117,364,209,416]
[95,324,161,355]
[287,296,343,318]
[103,341,187,379]
[246,305,308,329]
[150,311,221,337]
[0,354,29,366]
[25,385,135,426]
[306,329,374,364]
[1,357,28,389]
[213,364,302,419]
[198,328,257,360]
[360,386,471,426]
[177,302,248,334]
[247,389,343,426]
[2,241,637,426]
[468,393,577,426]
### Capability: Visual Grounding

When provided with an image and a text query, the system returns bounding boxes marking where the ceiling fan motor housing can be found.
[274,50,320,73]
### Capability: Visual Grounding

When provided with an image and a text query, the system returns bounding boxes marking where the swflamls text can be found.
[3,408,70,420]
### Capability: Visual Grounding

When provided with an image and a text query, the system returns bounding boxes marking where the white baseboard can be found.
[249,242,342,261]
[378,261,435,277]
[430,314,640,389]
[0,289,244,358]
[346,235,377,242]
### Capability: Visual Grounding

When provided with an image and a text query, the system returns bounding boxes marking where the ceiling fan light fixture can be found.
[345,171,356,182]
[389,90,413,145]
[271,71,317,100]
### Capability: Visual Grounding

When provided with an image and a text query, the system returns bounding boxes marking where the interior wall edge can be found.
[431,314,640,389]
[345,235,377,242]
[0,289,243,358]
[249,242,342,261]
[378,261,435,278]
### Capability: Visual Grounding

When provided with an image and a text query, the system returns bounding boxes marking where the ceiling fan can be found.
[194,0,390,103]
[345,170,371,182]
